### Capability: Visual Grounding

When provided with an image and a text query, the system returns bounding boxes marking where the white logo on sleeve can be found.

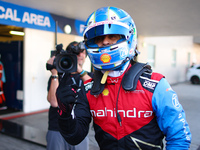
[172,94,180,108]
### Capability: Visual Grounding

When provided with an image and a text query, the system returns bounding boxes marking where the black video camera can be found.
[46,43,79,74]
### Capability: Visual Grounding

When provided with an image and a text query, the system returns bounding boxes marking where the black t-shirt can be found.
[47,72,93,131]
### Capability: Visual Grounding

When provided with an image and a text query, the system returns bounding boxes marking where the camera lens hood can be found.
[54,53,77,73]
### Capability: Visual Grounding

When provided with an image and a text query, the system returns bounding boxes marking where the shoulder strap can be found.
[122,62,152,91]
[90,70,105,95]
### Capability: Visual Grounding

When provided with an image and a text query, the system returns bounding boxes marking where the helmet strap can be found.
[113,57,130,71]
[101,71,110,84]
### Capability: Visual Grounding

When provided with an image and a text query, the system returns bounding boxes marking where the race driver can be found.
[56,6,191,150]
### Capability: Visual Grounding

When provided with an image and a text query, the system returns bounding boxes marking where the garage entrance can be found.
[0,24,24,114]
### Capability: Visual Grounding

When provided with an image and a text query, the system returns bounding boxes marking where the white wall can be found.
[23,28,54,112]
[193,43,200,64]
[138,36,199,84]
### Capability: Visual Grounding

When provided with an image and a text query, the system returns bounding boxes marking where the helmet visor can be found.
[84,22,129,41]
[85,34,126,49]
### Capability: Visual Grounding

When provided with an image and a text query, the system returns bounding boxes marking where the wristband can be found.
[79,70,85,75]
[51,75,58,79]
[79,70,87,77]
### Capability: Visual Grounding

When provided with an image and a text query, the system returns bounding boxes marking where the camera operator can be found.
[46,41,92,150]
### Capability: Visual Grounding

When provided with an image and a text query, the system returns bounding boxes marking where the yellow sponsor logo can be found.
[102,88,109,96]
[100,53,111,63]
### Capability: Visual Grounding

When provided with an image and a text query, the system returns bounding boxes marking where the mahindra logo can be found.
[109,78,119,83]
[111,16,116,20]
[90,107,153,118]
[124,90,145,94]
[143,80,156,89]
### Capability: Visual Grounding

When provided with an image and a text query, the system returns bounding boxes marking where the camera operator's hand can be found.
[47,56,57,75]
[56,74,78,118]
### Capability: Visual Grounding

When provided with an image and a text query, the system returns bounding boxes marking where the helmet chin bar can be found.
[113,57,131,70]
[93,56,131,71]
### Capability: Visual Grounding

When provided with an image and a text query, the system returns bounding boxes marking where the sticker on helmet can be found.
[129,48,134,55]
[109,9,120,20]
[100,53,111,63]
[120,47,128,58]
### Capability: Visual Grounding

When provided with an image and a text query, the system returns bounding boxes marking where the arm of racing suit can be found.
[152,78,191,150]
[58,79,92,145]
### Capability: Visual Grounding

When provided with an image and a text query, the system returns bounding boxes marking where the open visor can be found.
[84,23,130,41]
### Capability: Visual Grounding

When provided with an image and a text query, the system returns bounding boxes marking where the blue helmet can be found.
[83,7,137,70]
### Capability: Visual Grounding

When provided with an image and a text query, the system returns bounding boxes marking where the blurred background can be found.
[0,0,199,149]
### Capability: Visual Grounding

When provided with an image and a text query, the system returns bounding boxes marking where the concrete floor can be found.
[0,81,200,150]
[0,110,99,150]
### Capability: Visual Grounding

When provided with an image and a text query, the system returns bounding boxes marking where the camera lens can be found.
[55,53,77,73]
[59,57,73,70]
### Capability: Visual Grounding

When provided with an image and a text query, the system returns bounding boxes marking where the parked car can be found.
[186,64,200,84]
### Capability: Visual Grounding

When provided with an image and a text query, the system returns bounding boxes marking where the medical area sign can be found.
[0,1,85,36]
